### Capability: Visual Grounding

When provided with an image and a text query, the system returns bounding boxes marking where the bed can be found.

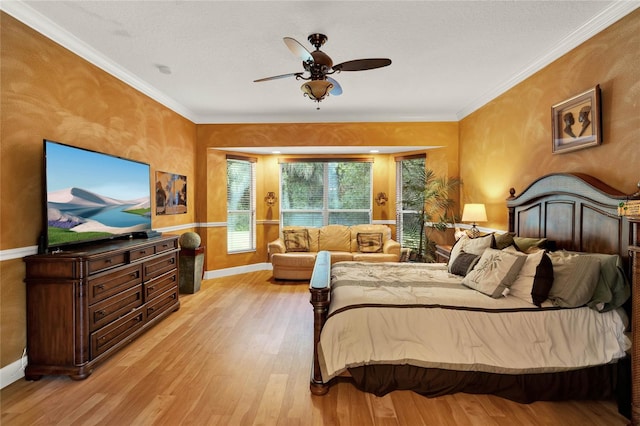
[309,173,640,419]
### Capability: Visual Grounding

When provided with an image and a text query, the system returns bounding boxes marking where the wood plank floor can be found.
[1,271,629,425]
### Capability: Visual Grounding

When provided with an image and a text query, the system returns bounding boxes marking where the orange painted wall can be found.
[1,14,196,368]
[460,9,640,230]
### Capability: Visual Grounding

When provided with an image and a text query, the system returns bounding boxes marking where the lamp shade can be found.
[461,203,487,223]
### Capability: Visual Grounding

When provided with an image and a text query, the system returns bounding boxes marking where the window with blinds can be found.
[279,159,372,227]
[227,157,256,253]
[395,154,426,248]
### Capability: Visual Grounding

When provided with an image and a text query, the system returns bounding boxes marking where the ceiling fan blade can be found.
[253,72,301,82]
[327,77,342,96]
[283,37,313,63]
[333,58,392,72]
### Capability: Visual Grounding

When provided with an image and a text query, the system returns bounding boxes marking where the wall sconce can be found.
[375,192,388,206]
[461,203,487,238]
[264,191,278,207]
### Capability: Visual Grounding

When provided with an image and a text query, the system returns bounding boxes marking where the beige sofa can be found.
[268,224,401,280]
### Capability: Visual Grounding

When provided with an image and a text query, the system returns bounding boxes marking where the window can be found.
[395,154,426,248]
[226,156,256,253]
[280,159,372,227]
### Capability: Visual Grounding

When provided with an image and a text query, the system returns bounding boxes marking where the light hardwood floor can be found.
[1,271,629,425]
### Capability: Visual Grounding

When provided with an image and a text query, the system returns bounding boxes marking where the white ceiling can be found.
[3,1,638,127]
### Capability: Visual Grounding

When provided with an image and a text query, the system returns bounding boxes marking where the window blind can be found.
[227,157,256,253]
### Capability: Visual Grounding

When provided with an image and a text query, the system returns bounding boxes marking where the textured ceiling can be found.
[3,1,638,126]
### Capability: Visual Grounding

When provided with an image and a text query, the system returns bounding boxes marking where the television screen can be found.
[44,140,152,250]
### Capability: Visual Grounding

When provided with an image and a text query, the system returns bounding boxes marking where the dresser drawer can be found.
[88,264,142,305]
[89,285,143,332]
[145,270,178,302]
[143,252,177,281]
[91,308,144,358]
[146,288,179,322]
[155,239,178,254]
[88,252,127,274]
[129,244,156,262]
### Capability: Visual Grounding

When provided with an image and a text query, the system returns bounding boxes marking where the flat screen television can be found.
[43,139,152,252]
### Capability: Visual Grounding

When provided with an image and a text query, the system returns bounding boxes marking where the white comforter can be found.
[318,262,630,381]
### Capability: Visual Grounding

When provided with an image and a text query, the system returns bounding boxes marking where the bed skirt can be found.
[348,356,630,409]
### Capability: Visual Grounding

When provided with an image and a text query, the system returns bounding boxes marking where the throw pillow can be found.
[462,248,526,298]
[447,234,493,273]
[502,247,553,306]
[450,252,480,277]
[357,232,383,253]
[282,229,310,252]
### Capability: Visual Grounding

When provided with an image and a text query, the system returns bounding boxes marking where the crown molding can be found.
[1,0,195,122]
[456,1,640,119]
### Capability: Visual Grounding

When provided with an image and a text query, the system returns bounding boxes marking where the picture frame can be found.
[155,171,187,215]
[551,84,601,154]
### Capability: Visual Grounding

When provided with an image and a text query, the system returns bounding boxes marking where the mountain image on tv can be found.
[47,187,151,246]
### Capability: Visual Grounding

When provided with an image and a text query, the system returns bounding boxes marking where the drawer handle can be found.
[105,259,112,264]
[169,258,175,265]
[139,250,148,255]
[96,310,106,318]
[96,284,105,291]
[148,286,155,291]
[130,272,138,278]
[162,244,169,249]
[148,307,155,312]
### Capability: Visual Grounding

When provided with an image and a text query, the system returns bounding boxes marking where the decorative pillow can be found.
[449,252,480,277]
[447,234,493,273]
[492,232,515,250]
[357,232,383,253]
[282,229,310,252]
[531,253,554,307]
[513,237,548,253]
[462,248,526,298]
[502,247,553,306]
[547,250,601,308]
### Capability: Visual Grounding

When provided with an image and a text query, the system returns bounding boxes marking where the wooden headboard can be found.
[507,173,640,423]
[506,173,637,265]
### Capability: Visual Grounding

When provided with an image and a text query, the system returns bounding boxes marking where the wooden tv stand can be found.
[23,235,180,380]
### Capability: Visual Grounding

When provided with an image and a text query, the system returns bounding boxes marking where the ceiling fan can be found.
[254,34,392,109]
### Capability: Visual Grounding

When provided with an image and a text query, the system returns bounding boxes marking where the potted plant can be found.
[402,168,461,262]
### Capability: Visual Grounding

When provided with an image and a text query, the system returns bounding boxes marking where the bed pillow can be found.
[559,252,630,312]
[462,248,526,298]
[356,232,383,253]
[492,232,515,250]
[449,252,481,277]
[502,247,554,306]
[282,229,310,252]
[447,234,493,273]
[547,250,601,308]
[513,237,548,253]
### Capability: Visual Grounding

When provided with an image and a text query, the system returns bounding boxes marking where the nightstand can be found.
[435,244,452,263]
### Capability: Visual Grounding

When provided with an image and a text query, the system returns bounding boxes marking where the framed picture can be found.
[155,171,187,215]
[551,84,601,154]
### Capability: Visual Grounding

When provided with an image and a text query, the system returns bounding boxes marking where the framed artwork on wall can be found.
[155,171,187,215]
[551,84,601,154]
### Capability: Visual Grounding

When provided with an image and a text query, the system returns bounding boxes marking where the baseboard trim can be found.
[1,357,26,389]
[204,262,273,279]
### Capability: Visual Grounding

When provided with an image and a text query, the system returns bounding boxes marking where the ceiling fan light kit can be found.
[255,33,391,109]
